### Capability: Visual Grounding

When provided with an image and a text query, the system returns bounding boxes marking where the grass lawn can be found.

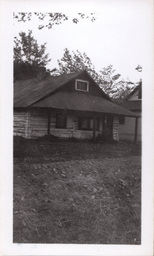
[13,138,141,244]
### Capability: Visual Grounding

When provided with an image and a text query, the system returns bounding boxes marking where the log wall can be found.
[14,110,30,138]
[30,109,48,138]
[14,109,48,139]
[49,113,103,139]
[14,109,119,141]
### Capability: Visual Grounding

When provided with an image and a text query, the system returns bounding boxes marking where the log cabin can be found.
[14,70,140,141]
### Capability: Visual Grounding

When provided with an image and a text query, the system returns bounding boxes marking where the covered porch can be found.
[46,109,119,142]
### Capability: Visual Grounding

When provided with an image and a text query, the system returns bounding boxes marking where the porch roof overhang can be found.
[119,100,141,111]
[31,91,140,117]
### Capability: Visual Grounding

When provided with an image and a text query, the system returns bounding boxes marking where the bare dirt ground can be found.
[13,138,141,244]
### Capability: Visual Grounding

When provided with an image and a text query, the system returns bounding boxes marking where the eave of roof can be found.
[31,91,140,117]
[125,82,142,100]
[120,100,141,111]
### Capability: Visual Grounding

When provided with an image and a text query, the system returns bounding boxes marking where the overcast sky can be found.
[13,0,152,83]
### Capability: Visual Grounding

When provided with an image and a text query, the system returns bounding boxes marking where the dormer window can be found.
[75,79,89,92]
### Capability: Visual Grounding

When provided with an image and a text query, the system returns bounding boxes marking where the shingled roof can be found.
[32,91,139,117]
[14,70,140,117]
[120,100,141,111]
[14,71,83,107]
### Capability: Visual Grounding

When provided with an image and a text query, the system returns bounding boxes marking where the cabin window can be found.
[78,117,100,131]
[75,79,89,92]
[56,113,67,128]
[119,116,125,125]
[79,118,92,130]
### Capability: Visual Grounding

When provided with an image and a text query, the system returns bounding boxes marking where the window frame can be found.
[78,117,100,131]
[75,79,89,92]
[79,117,91,131]
[119,116,125,125]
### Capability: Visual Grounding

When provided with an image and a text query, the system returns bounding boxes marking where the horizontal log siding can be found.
[49,113,103,139]
[50,115,56,129]
[50,113,76,138]
[73,115,103,139]
[29,109,48,138]
[14,111,30,138]
[14,109,111,140]
[74,116,79,130]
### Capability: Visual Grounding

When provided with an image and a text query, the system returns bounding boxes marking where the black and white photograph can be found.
[0,0,153,255]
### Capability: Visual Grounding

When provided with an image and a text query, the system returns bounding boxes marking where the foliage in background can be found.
[14,30,51,80]
[13,12,137,100]
[54,48,101,83]
[55,51,135,100]
[99,65,136,101]
[13,12,96,80]
[13,12,97,30]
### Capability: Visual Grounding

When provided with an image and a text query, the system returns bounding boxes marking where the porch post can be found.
[48,109,51,135]
[93,115,96,142]
[134,117,138,144]
[102,115,105,136]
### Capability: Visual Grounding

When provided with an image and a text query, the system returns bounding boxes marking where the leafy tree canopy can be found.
[54,48,101,83]
[13,28,136,100]
[13,12,96,29]
[56,52,135,100]
[13,12,136,99]
[14,30,51,80]
[99,65,135,100]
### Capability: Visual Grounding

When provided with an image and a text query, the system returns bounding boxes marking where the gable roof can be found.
[125,81,142,101]
[32,91,140,117]
[14,70,140,117]
[14,70,109,108]
[14,71,81,107]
